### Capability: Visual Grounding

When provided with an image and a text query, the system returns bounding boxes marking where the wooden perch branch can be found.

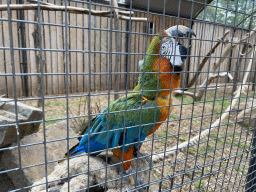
[177,27,255,101]
[186,30,230,88]
[174,72,233,101]
[174,40,237,100]
[110,0,119,19]
[118,15,147,22]
[0,4,110,15]
[0,3,147,22]
[111,0,121,100]
[28,0,133,16]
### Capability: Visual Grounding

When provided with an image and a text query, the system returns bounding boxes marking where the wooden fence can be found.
[0,1,255,97]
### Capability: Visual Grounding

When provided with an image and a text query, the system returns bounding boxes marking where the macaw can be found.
[62,25,195,189]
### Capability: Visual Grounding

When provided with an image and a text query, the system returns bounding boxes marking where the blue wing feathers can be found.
[70,93,161,157]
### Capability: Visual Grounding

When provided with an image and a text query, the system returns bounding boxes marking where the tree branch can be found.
[27,0,133,15]
[0,3,148,22]
[174,72,232,101]
[186,30,230,88]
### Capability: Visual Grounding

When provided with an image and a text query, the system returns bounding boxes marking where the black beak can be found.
[170,62,183,72]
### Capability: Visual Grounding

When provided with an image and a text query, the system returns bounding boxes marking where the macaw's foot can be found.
[134,150,153,168]
[119,167,147,192]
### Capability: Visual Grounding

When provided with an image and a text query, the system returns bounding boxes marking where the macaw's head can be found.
[161,25,196,72]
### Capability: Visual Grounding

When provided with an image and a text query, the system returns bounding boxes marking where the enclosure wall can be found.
[0,0,255,98]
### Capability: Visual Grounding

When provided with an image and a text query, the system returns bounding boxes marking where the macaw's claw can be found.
[119,167,147,192]
[135,151,153,168]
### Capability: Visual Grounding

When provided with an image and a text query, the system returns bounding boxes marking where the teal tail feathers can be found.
[58,143,80,163]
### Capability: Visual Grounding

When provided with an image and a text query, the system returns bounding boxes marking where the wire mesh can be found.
[0,0,256,192]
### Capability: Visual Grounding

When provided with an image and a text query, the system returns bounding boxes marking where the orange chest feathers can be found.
[146,97,173,137]
[147,56,180,136]
[153,57,181,98]
[157,96,173,122]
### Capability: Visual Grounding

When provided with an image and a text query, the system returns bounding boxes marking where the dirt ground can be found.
[20,83,255,192]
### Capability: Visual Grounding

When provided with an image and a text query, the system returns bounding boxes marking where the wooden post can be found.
[100,5,108,91]
[77,1,83,93]
[0,0,7,96]
[110,0,121,100]
[232,16,254,94]
[56,0,65,94]
[112,15,120,100]
[33,9,42,107]
[70,0,77,93]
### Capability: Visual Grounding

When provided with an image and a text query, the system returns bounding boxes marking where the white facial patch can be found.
[160,38,183,66]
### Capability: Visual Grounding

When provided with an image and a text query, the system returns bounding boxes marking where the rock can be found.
[0,172,15,192]
[0,151,16,192]
[0,98,43,148]
[1,121,78,191]
[31,152,158,192]
[236,99,256,127]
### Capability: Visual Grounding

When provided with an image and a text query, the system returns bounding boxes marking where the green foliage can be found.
[220,162,227,168]
[232,140,250,150]
[234,165,247,176]
[44,114,64,126]
[183,147,197,155]
[183,169,192,178]
[210,132,224,144]
[176,95,194,104]
[208,99,231,117]
[192,117,200,123]
[198,142,215,158]
[45,100,67,110]
[213,99,231,108]
[196,0,255,28]
[195,180,206,191]
[45,100,64,107]
[152,168,159,180]
[234,165,240,172]
[156,130,167,138]
[170,113,178,119]
[180,135,188,141]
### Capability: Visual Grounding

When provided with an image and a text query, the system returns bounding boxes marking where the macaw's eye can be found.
[178,43,189,62]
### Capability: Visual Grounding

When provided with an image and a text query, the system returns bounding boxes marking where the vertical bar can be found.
[223,0,253,189]
[119,0,133,191]
[6,0,24,189]
[133,0,151,191]
[86,0,92,191]
[0,0,7,96]
[64,0,70,191]
[37,0,48,191]
[19,0,28,97]
[3,0,13,97]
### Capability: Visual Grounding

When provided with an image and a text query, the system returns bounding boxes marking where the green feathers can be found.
[135,35,164,99]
